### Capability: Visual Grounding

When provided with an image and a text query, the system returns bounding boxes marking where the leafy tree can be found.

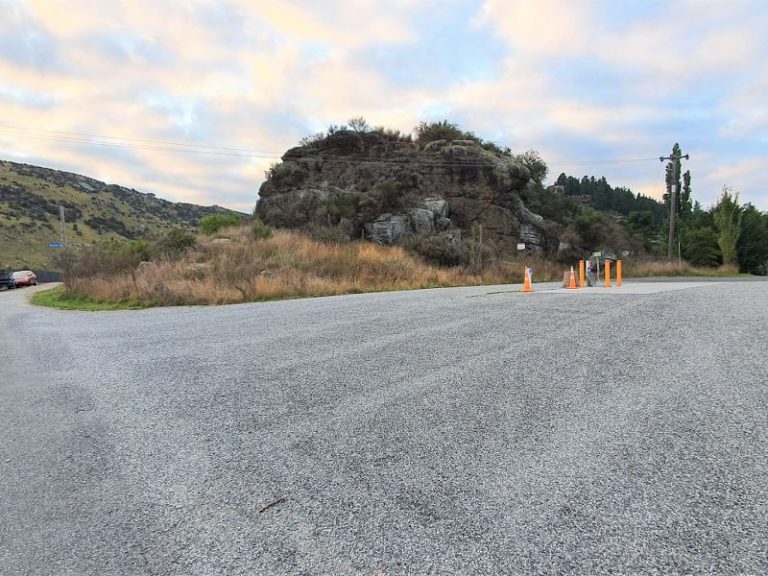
[572,207,634,254]
[737,204,768,274]
[574,208,603,250]
[527,185,579,222]
[712,186,742,265]
[625,210,660,252]
[347,116,369,134]
[682,227,721,267]
[517,150,548,183]
[680,170,693,221]
[690,201,715,228]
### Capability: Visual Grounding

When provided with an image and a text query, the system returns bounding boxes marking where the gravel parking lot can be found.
[1,281,767,575]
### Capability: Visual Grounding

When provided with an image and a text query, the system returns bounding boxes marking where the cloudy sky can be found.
[2,0,767,212]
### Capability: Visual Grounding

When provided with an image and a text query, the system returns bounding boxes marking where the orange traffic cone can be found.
[567,266,577,289]
[522,266,533,292]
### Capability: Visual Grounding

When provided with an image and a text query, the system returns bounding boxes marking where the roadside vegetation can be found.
[40,224,569,309]
[34,221,746,311]
[26,124,768,311]
[31,285,152,311]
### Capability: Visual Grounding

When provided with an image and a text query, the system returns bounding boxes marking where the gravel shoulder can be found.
[1,280,767,575]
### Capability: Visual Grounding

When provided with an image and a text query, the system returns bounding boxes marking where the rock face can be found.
[256,130,553,252]
[362,214,409,245]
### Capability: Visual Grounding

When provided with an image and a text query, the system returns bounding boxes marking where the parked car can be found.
[11,270,38,287]
[0,270,14,290]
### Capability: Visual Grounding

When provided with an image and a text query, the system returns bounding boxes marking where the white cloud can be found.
[1,0,767,212]
[475,0,596,58]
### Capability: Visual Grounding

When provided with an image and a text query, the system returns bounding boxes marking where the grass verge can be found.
[38,228,749,310]
[31,286,154,311]
[48,229,543,309]
[622,261,744,278]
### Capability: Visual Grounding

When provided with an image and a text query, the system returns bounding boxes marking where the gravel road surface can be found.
[1,281,767,575]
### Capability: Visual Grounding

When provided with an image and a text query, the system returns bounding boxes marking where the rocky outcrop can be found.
[361,200,456,245]
[363,214,410,245]
[256,130,553,252]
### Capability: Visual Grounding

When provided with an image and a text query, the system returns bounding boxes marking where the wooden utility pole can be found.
[660,150,689,260]
[59,205,66,246]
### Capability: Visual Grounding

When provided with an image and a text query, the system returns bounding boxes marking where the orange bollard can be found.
[522,266,533,292]
[605,260,612,288]
[567,266,577,289]
[579,260,585,288]
[616,260,622,287]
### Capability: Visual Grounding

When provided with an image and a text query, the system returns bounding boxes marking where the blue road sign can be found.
[48,242,63,248]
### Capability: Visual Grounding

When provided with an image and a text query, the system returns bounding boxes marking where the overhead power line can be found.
[0,124,282,158]
[0,123,660,170]
[548,157,659,166]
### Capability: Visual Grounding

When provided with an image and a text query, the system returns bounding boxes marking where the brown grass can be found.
[60,227,742,308]
[622,260,740,278]
[63,228,552,307]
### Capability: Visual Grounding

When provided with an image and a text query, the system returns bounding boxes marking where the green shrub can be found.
[54,239,143,286]
[199,213,244,235]
[574,208,604,250]
[374,181,404,213]
[53,229,197,290]
[305,223,352,244]
[155,228,196,256]
[252,218,273,240]
[127,239,152,262]
[415,120,469,145]
[405,233,470,266]
[326,194,357,221]
[683,227,721,267]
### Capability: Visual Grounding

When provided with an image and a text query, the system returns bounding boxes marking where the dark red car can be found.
[11,270,38,287]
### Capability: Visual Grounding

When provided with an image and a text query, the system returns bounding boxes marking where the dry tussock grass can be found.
[623,259,739,277]
[66,229,533,306]
[65,228,735,307]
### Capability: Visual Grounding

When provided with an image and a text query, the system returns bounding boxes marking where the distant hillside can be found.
[0,160,240,268]
[554,173,666,224]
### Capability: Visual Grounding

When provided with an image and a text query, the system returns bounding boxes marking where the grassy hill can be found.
[0,160,241,269]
